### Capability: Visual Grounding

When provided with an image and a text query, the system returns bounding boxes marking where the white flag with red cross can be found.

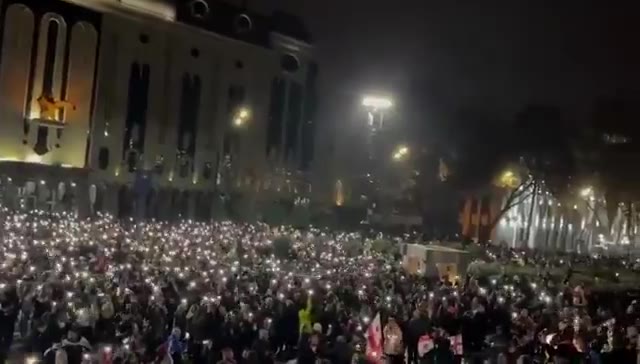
[449,334,463,355]
[418,334,434,357]
[366,312,383,363]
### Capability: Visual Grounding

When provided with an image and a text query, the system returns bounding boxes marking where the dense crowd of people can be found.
[0,210,639,364]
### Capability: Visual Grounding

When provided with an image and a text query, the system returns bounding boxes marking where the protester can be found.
[382,317,404,364]
[0,210,637,364]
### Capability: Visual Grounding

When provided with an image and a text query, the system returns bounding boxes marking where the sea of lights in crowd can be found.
[0,208,639,363]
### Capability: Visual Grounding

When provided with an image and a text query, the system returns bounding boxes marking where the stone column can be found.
[104,183,120,218]
[145,189,156,220]
[76,178,90,218]
[134,191,147,221]
[160,189,176,221]
[187,191,197,220]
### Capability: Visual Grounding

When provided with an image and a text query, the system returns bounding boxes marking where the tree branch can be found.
[488,183,534,230]
[584,200,605,231]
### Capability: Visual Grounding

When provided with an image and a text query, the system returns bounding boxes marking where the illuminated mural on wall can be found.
[0,1,99,167]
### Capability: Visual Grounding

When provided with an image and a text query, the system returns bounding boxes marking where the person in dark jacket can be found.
[298,333,321,364]
[329,335,354,364]
[461,298,488,354]
[422,334,455,364]
[0,286,19,363]
[251,329,273,364]
[407,310,430,364]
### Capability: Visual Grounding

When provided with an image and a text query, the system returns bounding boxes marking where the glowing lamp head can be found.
[232,106,251,127]
[238,108,250,119]
[580,186,593,198]
[362,96,393,110]
[392,145,409,161]
[233,117,244,127]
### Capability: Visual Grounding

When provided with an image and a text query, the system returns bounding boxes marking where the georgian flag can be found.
[100,346,113,364]
[418,334,434,357]
[449,334,463,356]
[366,313,383,363]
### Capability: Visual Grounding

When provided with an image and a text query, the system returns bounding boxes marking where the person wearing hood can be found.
[0,285,19,363]
[462,297,488,355]
[31,311,64,355]
[251,328,273,364]
[329,335,354,364]
[44,326,91,364]
[167,327,186,364]
[217,347,237,364]
[298,333,322,364]
[407,310,429,364]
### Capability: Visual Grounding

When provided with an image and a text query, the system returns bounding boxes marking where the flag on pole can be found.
[366,312,383,363]
[100,346,113,364]
[418,334,434,357]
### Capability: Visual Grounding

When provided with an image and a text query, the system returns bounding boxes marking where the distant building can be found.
[0,0,317,219]
[459,186,618,253]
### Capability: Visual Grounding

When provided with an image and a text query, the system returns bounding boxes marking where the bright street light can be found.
[497,169,520,188]
[238,107,250,119]
[232,106,251,128]
[579,186,593,198]
[233,117,245,127]
[392,144,409,161]
[362,96,393,110]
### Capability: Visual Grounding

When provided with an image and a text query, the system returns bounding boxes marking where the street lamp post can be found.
[218,105,252,196]
[360,95,393,220]
[361,95,393,163]
[362,95,393,133]
[222,105,254,218]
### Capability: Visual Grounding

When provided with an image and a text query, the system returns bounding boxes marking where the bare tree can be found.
[487,178,535,231]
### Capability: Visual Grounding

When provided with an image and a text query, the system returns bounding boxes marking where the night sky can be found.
[249,0,640,127]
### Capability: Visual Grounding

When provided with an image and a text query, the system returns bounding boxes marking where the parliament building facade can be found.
[0,0,317,219]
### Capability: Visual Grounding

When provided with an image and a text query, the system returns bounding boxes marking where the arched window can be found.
[266,77,285,155]
[189,0,209,18]
[234,14,252,34]
[43,20,59,96]
[98,147,110,170]
[122,62,150,162]
[177,73,201,157]
[126,150,138,173]
[281,54,300,73]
